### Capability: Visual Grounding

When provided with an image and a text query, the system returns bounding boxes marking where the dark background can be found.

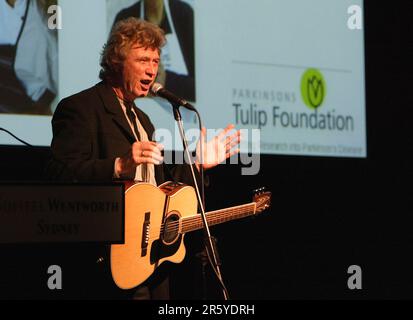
[0,0,412,299]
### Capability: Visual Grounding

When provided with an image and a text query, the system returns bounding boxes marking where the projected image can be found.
[0,0,58,115]
[0,0,365,157]
[107,0,196,102]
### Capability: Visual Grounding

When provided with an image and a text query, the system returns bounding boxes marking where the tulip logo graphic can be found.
[301,69,326,109]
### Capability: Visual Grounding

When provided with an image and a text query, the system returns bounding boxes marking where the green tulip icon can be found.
[301,69,326,109]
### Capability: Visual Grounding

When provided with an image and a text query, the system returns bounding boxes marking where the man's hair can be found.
[99,18,165,84]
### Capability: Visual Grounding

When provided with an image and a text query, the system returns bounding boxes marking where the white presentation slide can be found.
[0,0,365,158]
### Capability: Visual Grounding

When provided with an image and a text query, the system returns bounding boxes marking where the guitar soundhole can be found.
[162,212,180,245]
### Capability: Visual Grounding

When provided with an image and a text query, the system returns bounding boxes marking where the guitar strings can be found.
[148,207,253,238]
[159,205,254,233]
[147,204,256,238]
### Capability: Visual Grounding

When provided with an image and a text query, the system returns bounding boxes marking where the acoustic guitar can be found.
[110,182,271,289]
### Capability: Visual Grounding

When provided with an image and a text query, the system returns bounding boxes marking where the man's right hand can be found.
[115,141,164,178]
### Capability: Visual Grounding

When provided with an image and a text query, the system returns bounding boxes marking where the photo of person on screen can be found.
[0,0,57,115]
[111,0,195,102]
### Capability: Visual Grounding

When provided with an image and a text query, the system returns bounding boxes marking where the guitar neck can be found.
[180,202,257,233]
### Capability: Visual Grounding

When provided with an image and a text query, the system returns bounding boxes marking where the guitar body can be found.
[110,182,271,290]
[110,182,198,290]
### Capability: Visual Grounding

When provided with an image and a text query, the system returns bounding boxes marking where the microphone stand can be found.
[171,103,229,300]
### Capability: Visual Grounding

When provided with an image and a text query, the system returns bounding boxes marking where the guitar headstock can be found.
[252,187,271,214]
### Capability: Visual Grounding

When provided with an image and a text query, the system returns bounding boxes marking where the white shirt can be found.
[115,98,157,186]
[13,0,58,101]
[0,0,27,45]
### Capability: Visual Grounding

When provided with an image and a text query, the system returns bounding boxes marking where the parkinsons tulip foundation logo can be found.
[301,69,326,109]
[272,68,354,132]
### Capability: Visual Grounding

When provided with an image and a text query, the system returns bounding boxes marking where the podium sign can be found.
[0,183,124,244]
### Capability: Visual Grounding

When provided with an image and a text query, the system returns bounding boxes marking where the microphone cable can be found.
[0,127,33,147]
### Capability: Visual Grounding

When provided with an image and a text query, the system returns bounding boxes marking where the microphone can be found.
[151,82,196,111]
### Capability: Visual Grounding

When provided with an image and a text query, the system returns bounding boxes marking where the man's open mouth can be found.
[140,79,152,87]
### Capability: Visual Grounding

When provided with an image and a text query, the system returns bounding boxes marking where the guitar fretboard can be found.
[180,203,257,233]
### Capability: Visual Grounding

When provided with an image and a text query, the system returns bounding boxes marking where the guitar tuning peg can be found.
[257,187,266,194]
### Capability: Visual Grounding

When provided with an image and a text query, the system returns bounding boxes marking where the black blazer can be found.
[46,81,202,188]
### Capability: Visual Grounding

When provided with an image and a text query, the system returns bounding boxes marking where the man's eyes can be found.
[136,59,159,65]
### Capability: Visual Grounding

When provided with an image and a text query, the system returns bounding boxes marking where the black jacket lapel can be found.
[95,81,165,184]
[95,81,136,143]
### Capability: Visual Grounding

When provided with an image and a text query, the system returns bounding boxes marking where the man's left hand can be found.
[195,124,241,171]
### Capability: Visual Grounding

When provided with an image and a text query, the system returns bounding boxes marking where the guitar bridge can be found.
[141,211,150,257]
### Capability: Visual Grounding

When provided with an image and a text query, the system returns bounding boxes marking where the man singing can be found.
[46,18,240,299]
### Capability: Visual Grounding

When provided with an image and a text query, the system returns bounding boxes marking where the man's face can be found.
[121,45,160,99]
